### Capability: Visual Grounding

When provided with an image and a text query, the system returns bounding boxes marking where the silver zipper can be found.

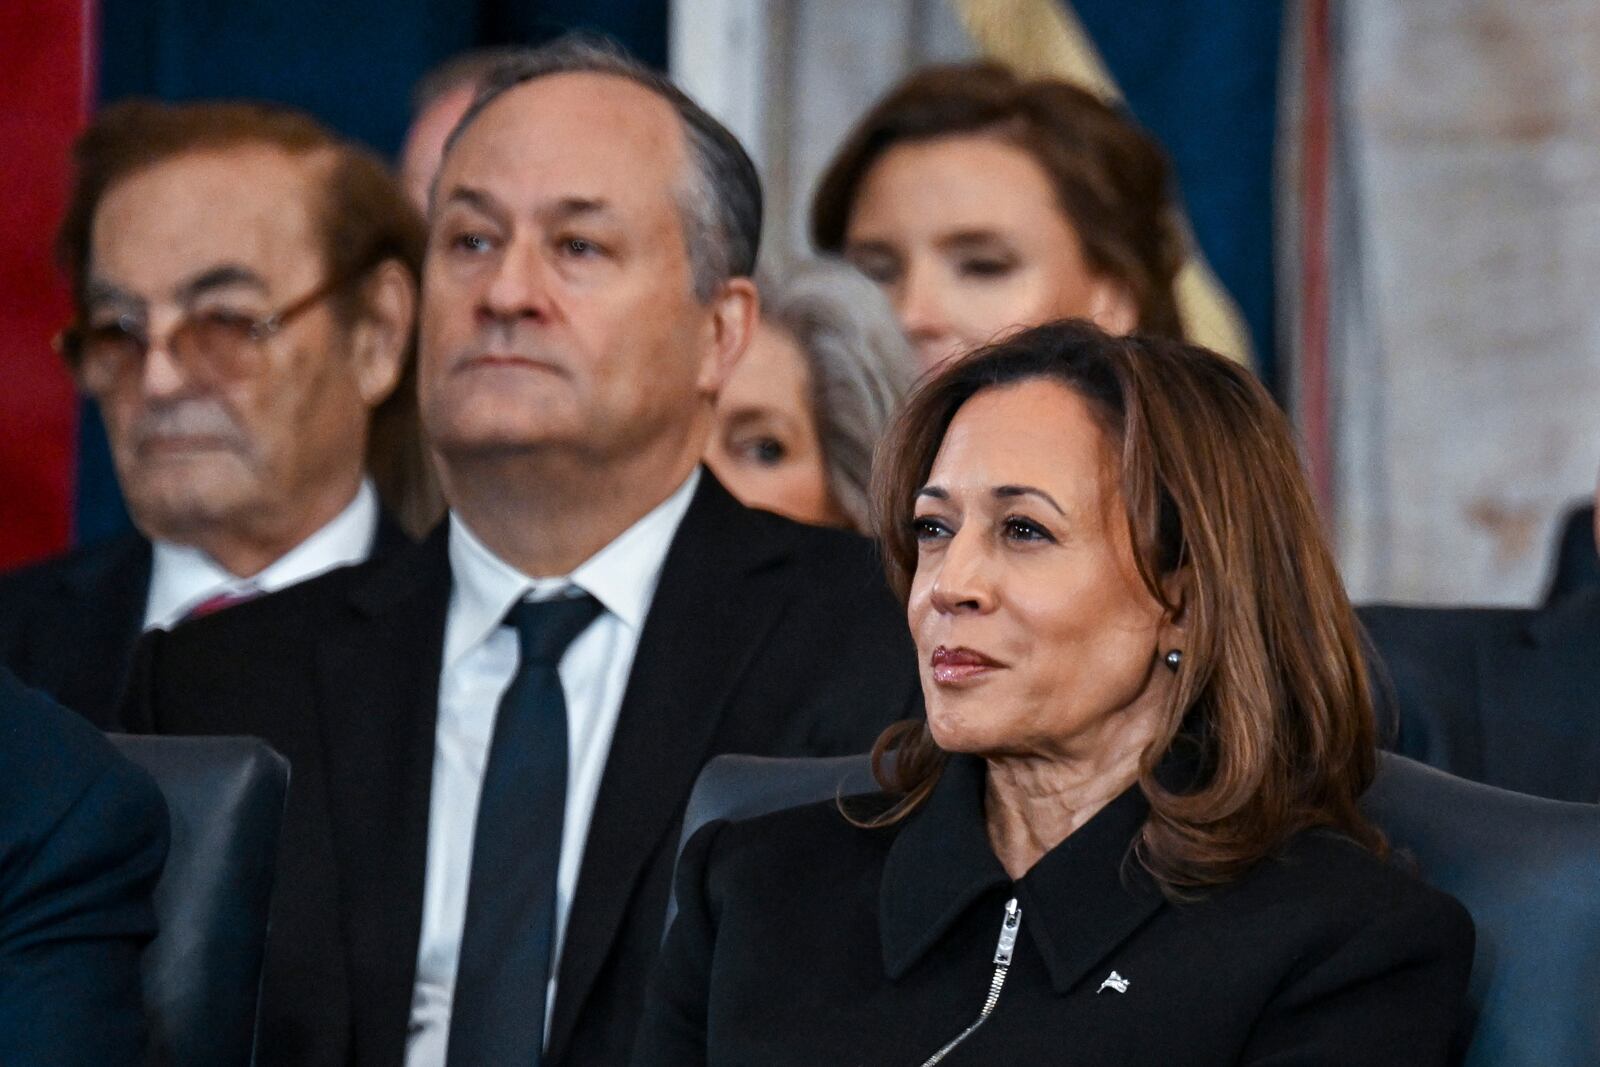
[916,897,1022,1066]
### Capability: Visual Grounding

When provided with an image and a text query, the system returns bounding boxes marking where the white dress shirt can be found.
[141,480,380,630]
[405,468,699,1067]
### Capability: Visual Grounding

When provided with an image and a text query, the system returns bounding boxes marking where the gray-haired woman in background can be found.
[706,259,917,532]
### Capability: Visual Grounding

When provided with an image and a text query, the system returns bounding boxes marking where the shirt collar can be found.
[143,479,379,630]
[879,751,1166,994]
[443,467,700,669]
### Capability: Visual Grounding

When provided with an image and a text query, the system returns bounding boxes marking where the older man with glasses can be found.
[0,101,435,726]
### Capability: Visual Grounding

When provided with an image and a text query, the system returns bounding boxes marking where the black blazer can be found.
[1544,503,1599,606]
[121,472,921,1067]
[0,514,411,730]
[1360,591,1600,802]
[0,667,169,1066]
[636,754,1474,1067]
[0,534,152,728]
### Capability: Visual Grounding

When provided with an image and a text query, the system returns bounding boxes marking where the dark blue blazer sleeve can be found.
[0,672,170,1067]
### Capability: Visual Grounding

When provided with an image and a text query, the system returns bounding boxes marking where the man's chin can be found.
[123,476,259,538]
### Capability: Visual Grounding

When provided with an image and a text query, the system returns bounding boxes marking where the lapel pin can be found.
[1097,970,1130,995]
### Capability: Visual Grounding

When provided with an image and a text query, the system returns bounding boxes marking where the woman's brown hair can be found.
[812,63,1186,341]
[868,319,1384,894]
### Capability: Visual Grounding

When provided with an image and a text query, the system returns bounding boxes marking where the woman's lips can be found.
[930,645,1003,685]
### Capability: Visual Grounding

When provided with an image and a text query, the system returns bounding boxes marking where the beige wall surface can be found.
[675,1,1600,607]
[1334,1,1600,605]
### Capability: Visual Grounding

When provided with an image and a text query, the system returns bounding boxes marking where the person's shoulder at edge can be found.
[0,667,164,819]
[0,668,169,1066]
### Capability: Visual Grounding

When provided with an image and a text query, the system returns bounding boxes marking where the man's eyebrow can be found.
[993,485,1065,515]
[438,186,508,222]
[543,196,613,223]
[175,265,269,302]
[83,267,266,311]
[85,278,139,310]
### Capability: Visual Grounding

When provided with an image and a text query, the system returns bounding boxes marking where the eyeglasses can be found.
[57,271,355,396]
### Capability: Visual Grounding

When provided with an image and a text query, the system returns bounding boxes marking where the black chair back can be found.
[673,751,1600,1067]
[109,735,289,1067]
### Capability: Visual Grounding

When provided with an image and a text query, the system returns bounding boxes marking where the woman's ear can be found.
[1087,277,1139,336]
[1159,566,1191,632]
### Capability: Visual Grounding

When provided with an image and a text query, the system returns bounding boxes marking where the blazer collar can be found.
[881,754,1166,995]
[546,470,798,1057]
[315,525,454,1064]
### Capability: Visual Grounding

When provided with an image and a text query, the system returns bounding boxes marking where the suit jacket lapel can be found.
[546,475,794,1059]
[314,526,453,1064]
[1479,591,1600,801]
[49,535,151,725]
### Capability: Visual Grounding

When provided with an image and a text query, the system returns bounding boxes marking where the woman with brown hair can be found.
[632,321,1473,1066]
[813,63,1185,372]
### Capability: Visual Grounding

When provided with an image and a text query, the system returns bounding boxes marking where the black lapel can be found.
[546,474,796,1059]
[879,755,1166,994]
[46,535,152,726]
[313,525,452,1064]
[1478,590,1600,800]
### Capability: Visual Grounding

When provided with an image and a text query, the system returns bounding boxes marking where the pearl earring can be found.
[1163,649,1183,672]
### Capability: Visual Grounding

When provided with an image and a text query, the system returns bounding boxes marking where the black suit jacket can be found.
[122,473,921,1067]
[0,667,169,1066]
[1544,503,1599,606]
[0,534,151,728]
[0,514,410,728]
[1360,591,1600,802]
[636,754,1474,1067]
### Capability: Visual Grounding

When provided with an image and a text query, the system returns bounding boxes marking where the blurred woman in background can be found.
[706,259,916,532]
[813,63,1185,371]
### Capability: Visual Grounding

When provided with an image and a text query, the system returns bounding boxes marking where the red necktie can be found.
[180,588,260,623]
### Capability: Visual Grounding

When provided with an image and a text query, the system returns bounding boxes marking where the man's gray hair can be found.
[444,35,762,302]
[760,260,918,532]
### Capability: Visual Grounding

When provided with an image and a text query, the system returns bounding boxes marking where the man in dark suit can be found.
[1360,589,1600,802]
[123,38,920,1067]
[1543,500,1598,605]
[0,667,169,1065]
[0,100,431,726]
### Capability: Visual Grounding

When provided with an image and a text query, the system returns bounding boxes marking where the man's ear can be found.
[695,276,759,395]
[349,259,416,407]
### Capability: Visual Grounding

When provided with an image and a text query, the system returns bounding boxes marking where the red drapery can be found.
[0,1,92,568]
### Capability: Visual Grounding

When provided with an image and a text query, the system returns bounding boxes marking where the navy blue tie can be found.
[446,593,602,1066]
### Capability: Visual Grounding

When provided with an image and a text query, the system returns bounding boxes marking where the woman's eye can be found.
[959,257,1015,278]
[910,515,951,541]
[847,255,898,286]
[737,437,787,465]
[1002,516,1054,542]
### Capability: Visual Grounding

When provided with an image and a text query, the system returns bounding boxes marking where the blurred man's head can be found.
[400,48,533,213]
[419,39,760,504]
[57,101,427,572]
